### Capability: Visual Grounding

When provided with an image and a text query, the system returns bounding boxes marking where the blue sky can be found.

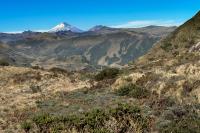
[0,0,200,32]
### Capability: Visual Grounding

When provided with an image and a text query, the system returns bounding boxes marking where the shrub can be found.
[182,81,193,95]
[159,116,200,133]
[116,83,150,99]
[30,85,41,93]
[25,104,150,133]
[0,59,9,66]
[31,65,43,70]
[49,67,70,75]
[95,68,120,81]
[160,42,172,52]
[108,103,149,133]
[12,72,42,83]
[158,105,200,133]
[21,121,32,132]
[32,113,56,132]
[149,97,175,110]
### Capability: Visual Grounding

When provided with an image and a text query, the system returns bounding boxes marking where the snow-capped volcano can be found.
[49,22,83,33]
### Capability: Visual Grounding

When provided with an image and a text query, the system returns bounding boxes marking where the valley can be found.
[0,25,175,71]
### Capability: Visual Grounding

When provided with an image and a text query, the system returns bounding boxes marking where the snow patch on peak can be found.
[49,22,83,33]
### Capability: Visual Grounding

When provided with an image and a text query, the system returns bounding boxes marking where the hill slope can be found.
[136,11,200,66]
[110,11,200,132]
[115,11,200,105]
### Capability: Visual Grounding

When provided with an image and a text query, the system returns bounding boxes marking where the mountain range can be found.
[0,25,176,71]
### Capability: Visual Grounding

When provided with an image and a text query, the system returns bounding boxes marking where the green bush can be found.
[30,85,41,93]
[31,65,43,70]
[0,59,9,66]
[24,104,150,133]
[95,68,120,81]
[33,113,55,126]
[160,116,200,133]
[49,67,70,75]
[21,121,32,132]
[116,83,150,99]
[160,42,172,52]
[158,105,200,133]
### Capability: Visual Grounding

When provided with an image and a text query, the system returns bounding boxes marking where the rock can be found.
[189,42,200,52]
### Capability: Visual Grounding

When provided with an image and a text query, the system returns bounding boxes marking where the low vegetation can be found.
[30,85,41,93]
[160,116,200,133]
[116,83,150,99]
[160,42,172,52]
[158,105,200,133]
[95,68,120,81]
[49,67,70,75]
[21,121,32,133]
[22,103,150,133]
[0,59,9,66]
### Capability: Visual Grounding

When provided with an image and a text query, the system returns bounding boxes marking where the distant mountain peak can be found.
[49,22,83,33]
[89,25,110,31]
[23,30,34,33]
[144,25,163,28]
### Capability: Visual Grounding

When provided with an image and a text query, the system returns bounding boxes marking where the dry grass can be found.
[0,66,90,132]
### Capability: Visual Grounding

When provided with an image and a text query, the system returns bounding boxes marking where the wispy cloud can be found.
[34,29,49,32]
[111,20,183,28]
